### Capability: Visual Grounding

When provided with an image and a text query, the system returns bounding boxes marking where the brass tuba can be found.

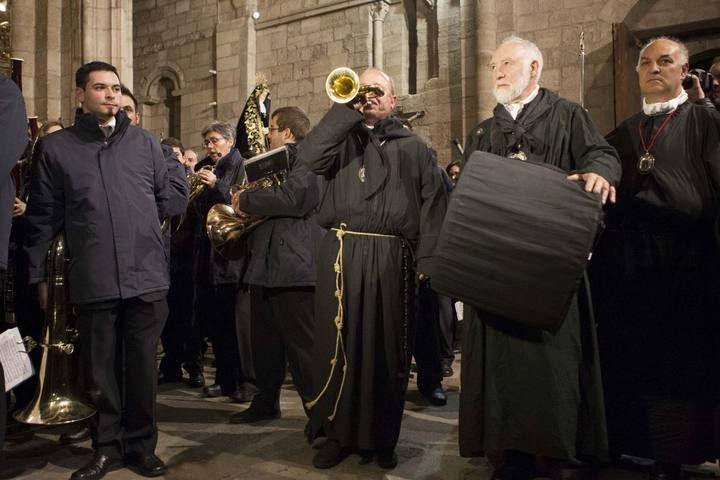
[325,67,385,104]
[206,146,290,259]
[14,235,96,425]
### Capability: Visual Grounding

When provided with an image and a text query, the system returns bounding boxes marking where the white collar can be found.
[642,91,688,116]
[100,116,117,130]
[503,85,540,120]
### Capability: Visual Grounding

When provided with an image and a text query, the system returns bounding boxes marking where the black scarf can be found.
[359,116,415,199]
[490,88,560,158]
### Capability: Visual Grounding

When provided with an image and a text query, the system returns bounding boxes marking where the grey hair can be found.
[201,121,235,142]
[636,36,689,71]
[498,35,544,81]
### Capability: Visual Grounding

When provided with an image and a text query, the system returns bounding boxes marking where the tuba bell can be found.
[14,235,96,425]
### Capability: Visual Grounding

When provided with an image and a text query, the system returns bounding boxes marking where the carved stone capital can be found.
[370,0,390,22]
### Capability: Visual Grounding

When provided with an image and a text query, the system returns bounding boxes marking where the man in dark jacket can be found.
[229,106,323,424]
[459,36,620,480]
[24,61,170,480]
[0,73,28,475]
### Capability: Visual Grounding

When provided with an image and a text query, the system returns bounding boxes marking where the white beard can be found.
[493,65,531,104]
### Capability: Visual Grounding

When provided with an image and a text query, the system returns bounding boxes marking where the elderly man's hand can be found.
[567,172,616,205]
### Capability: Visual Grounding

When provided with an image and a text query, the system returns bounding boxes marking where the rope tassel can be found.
[304,223,398,421]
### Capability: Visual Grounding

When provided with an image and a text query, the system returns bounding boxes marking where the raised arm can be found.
[297,103,362,175]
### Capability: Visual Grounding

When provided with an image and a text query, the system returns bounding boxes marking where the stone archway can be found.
[137,62,186,140]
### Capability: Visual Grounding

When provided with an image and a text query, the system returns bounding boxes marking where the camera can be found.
[682,68,714,92]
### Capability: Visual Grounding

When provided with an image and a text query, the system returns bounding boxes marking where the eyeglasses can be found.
[202,136,226,147]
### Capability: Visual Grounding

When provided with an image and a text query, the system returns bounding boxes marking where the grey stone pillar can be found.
[370,1,390,69]
[475,0,497,121]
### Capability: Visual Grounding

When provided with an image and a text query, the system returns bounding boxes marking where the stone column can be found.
[216,16,255,122]
[370,1,390,69]
[10,0,36,115]
[475,0,497,121]
[82,0,133,86]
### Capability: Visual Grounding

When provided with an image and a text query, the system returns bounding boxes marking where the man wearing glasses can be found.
[180,122,255,403]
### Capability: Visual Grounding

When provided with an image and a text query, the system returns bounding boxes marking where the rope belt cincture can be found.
[304,222,398,421]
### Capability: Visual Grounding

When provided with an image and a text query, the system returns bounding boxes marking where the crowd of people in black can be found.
[0,32,719,480]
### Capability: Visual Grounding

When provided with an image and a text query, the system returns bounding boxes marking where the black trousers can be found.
[414,280,443,391]
[437,294,457,363]
[76,295,167,459]
[161,266,201,375]
[204,283,253,394]
[250,286,314,409]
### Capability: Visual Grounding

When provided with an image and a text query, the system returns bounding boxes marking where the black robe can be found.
[459,89,620,462]
[591,101,720,464]
[298,104,447,451]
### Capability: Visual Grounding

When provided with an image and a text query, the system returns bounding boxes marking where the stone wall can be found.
[9,0,720,164]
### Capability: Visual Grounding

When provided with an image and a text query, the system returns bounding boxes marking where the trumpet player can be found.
[299,68,447,470]
[229,106,324,424]
[24,61,170,480]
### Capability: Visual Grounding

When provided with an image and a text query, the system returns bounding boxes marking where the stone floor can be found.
[3,359,719,480]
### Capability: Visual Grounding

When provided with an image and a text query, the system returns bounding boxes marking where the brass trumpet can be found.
[188,165,215,204]
[325,67,385,104]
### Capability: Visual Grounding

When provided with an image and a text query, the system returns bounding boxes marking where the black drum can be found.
[430,151,603,332]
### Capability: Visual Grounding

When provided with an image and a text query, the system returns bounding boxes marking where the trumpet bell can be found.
[326,67,359,104]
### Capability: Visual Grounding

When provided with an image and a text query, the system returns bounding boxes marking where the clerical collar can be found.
[503,85,540,120]
[642,91,688,116]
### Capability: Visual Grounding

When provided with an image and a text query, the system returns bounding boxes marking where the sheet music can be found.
[0,327,35,391]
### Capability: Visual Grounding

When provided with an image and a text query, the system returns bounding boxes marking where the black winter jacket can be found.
[0,76,28,271]
[240,143,324,288]
[24,110,170,304]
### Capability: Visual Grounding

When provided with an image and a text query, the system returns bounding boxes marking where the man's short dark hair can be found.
[75,61,120,89]
[161,137,184,153]
[272,106,311,141]
[120,85,138,110]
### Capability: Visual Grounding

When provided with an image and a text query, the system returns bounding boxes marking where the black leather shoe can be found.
[491,465,534,480]
[420,386,447,406]
[312,439,350,469]
[70,453,124,480]
[442,359,454,377]
[228,389,254,403]
[158,369,182,384]
[376,448,398,469]
[650,463,683,480]
[59,426,91,445]
[229,404,280,424]
[187,372,205,388]
[203,383,222,397]
[125,454,167,478]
